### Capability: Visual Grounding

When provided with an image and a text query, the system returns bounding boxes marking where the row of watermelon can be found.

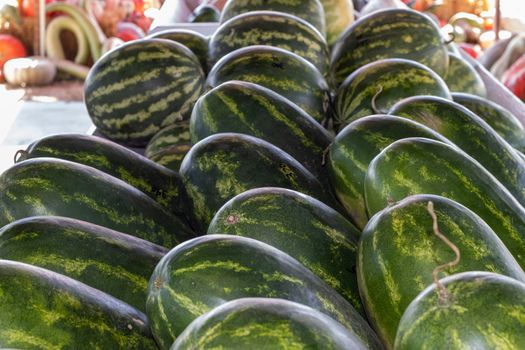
[2,1,525,349]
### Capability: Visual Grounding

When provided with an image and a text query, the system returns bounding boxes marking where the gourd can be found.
[3,57,56,86]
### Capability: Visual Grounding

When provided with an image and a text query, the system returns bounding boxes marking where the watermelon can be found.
[146,234,383,350]
[0,216,168,312]
[358,194,525,348]
[145,121,192,172]
[364,137,525,269]
[179,133,336,232]
[206,45,331,125]
[319,0,354,45]
[330,8,448,86]
[334,58,451,130]
[328,114,454,229]
[220,0,326,36]
[208,187,362,311]
[147,29,209,73]
[84,38,205,146]
[0,157,195,248]
[17,133,195,229]
[452,92,525,153]
[209,11,329,75]
[389,95,525,208]
[444,52,486,97]
[190,80,332,183]
[172,298,369,349]
[395,272,525,349]
[0,259,157,349]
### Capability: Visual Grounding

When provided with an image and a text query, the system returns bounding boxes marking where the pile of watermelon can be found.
[1,0,525,349]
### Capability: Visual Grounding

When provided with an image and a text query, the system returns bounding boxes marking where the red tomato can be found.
[0,34,27,81]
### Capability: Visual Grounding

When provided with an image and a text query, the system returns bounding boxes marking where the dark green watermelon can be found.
[331,8,448,85]
[208,187,362,311]
[395,272,525,349]
[171,298,369,349]
[206,45,331,125]
[334,58,451,130]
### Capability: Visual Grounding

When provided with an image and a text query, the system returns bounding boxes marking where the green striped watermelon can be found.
[172,298,369,349]
[328,114,454,229]
[0,259,157,349]
[190,81,332,184]
[208,187,362,311]
[145,121,192,172]
[146,234,383,350]
[206,45,331,125]
[444,52,486,97]
[147,29,209,74]
[17,133,195,229]
[364,137,525,269]
[452,92,525,153]
[334,58,451,130]
[0,157,195,247]
[84,38,205,146]
[330,8,449,86]
[389,95,525,208]
[358,194,525,348]
[220,0,326,36]
[319,0,354,45]
[179,133,336,231]
[395,272,525,349]
[0,216,168,312]
[209,11,329,75]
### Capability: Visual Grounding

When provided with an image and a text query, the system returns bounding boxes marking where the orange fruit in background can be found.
[0,34,27,82]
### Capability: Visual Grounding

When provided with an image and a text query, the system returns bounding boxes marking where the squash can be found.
[3,56,56,86]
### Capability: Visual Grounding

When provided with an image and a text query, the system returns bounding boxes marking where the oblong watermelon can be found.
[206,45,331,125]
[0,216,168,312]
[146,234,383,350]
[0,259,157,349]
[395,271,525,349]
[145,121,192,172]
[444,52,486,97]
[389,95,525,209]
[84,38,205,146]
[330,8,448,85]
[17,133,195,229]
[320,0,354,45]
[364,137,525,270]
[334,58,451,130]
[172,298,369,349]
[359,194,525,348]
[208,187,362,311]
[179,133,336,231]
[220,0,326,36]
[147,29,209,73]
[209,11,329,75]
[328,114,454,229]
[190,81,332,183]
[452,92,525,153]
[0,157,195,247]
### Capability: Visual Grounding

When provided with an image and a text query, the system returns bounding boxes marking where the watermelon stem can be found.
[13,149,28,164]
[444,33,456,46]
[427,201,461,307]
[321,143,332,166]
[371,86,386,115]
